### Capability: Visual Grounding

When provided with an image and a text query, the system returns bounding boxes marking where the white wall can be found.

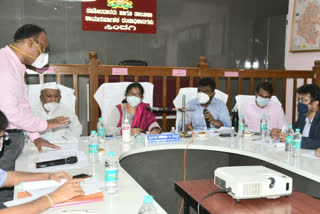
[284,0,316,124]
[285,0,320,70]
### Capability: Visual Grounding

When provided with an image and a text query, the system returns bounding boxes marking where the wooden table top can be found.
[175,179,320,214]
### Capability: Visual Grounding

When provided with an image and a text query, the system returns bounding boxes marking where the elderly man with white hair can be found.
[31,82,82,138]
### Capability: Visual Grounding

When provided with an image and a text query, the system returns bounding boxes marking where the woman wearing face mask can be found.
[105,82,161,136]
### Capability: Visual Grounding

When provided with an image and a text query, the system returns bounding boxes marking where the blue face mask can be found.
[297,102,309,114]
[256,96,271,107]
[126,96,141,107]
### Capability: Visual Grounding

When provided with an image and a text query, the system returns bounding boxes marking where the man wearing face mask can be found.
[179,78,231,131]
[273,84,320,149]
[0,25,70,202]
[31,82,82,139]
[239,82,287,132]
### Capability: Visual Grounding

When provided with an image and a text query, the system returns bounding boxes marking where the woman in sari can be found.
[105,82,161,136]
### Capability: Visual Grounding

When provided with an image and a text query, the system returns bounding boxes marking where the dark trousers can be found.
[0,132,25,208]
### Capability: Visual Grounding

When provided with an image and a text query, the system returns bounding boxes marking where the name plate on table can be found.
[146,133,181,145]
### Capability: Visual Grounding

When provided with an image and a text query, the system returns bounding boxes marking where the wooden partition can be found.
[27,52,320,133]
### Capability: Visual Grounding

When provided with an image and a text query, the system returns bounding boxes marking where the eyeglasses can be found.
[297,98,313,103]
[35,40,50,54]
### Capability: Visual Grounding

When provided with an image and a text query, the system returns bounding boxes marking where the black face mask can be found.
[297,103,309,115]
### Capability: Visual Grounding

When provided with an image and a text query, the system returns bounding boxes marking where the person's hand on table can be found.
[279,132,286,142]
[47,116,70,129]
[271,128,281,139]
[34,137,61,152]
[150,128,161,135]
[48,179,85,205]
[49,171,72,182]
[131,128,143,136]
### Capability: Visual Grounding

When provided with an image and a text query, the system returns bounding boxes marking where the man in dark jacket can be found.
[292,84,320,149]
[273,84,320,149]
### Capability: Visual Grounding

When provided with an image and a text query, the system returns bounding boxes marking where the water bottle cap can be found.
[263,114,266,117]
[240,114,244,117]
[99,117,103,121]
[288,124,292,128]
[108,151,115,156]
[143,195,153,204]
[295,128,300,132]
[91,130,97,134]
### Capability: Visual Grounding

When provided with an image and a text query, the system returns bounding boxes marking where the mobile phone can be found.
[73,173,90,179]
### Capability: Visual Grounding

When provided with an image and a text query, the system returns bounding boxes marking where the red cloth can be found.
[116,102,158,133]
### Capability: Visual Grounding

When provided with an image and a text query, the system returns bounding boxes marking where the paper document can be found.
[302,152,320,159]
[41,143,78,153]
[5,178,102,208]
[41,134,79,144]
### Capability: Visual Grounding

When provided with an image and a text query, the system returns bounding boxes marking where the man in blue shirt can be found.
[180,78,231,131]
[0,111,84,213]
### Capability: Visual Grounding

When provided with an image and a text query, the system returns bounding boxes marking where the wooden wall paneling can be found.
[73,74,79,116]
[293,78,297,123]
[162,76,167,131]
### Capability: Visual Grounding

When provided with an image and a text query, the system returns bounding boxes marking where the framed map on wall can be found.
[290,0,320,52]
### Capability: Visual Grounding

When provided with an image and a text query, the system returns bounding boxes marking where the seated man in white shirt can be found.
[0,111,84,213]
[31,82,82,138]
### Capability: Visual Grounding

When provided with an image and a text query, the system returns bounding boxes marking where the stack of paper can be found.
[5,178,104,208]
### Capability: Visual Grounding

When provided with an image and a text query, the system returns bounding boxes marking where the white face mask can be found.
[127,96,141,107]
[32,53,49,69]
[197,92,210,104]
[44,102,59,113]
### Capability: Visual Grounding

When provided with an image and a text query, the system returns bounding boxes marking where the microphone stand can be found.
[180,95,192,138]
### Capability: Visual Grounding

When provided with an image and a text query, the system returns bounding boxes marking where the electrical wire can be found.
[197,188,231,214]
[178,111,194,214]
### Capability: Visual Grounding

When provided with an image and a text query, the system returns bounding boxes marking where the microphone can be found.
[145,106,195,112]
[145,106,174,112]
[203,109,211,129]
[35,156,78,168]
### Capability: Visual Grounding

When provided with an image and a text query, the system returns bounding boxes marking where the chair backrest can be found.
[173,87,228,130]
[234,95,282,114]
[27,83,76,113]
[94,82,154,123]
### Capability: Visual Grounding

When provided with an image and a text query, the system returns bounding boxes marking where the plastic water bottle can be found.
[89,130,98,163]
[170,127,176,133]
[260,114,268,138]
[238,114,245,137]
[292,128,302,157]
[105,151,118,194]
[285,125,294,152]
[138,195,157,214]
[97,117,105,144]
[122,116,131,143]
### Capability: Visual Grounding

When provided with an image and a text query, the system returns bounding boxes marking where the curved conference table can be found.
[15,134,320,213]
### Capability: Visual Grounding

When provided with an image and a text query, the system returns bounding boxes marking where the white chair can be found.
[94,82,154,123]
[27,83,76,113]
[233,95,282,115]
[173,87,228,130]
